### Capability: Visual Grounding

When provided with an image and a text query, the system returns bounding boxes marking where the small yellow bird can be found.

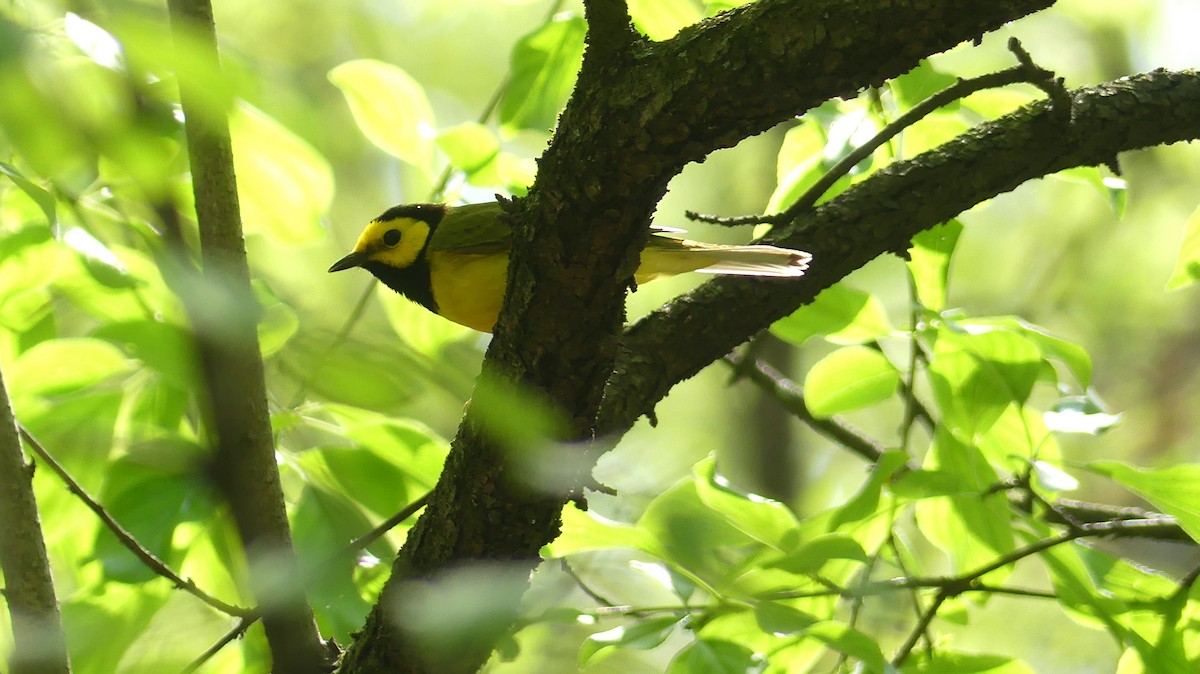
[329,201,811,333]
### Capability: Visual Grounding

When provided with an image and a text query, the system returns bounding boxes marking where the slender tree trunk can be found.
[0,367,71,674]
[165,1,329,671]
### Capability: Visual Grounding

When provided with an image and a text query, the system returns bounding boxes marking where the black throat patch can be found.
[364,255,436,313]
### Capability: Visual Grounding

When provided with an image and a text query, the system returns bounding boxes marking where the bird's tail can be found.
[639,237,811,281]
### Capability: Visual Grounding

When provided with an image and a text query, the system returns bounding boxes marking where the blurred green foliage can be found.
[1,0,1199,673]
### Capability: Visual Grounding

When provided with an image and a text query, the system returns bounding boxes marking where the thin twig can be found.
[688,37,1066,229]
[180,616,256,674]
[340,492,431,557]
[18,425,252,618]
[560,559,626,611]
[891,590,949,666]
[723,351,891,464]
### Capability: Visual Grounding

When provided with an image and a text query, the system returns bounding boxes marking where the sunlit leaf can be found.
[1044,396,1122,434]
[753,602,820,636]
[92,320,199,390]
[544,503,657,558]
[9,337,130,397]
[92,454,213,583]
[1167,204,1200,291]
[0,161,57,226]
[769,534,868,576]
[803,346,900,417]
[637,480,757,588]
[804,621,890,673]
[908,220,962,311]
[899,651,1035,673]
[891,60,958,108]
[579,615,683,667]
[230,102,331,244]
[628,0,703,40]
[914,428,1014,574]
[766,121,826,215]
[667,639,765,674]
[258,301,299,357]
[771,283,893,346]
[829,450,908,528]
[499,16,585,133]
[377,284,473,357]
[1088,462,1200,543]
[329,59,436,172]
[435,122,500,177]
[927,327,1042,438]
[693,455,799,550]
[964,316,1093,389]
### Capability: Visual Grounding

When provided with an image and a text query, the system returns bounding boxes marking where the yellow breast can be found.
[428,251,511,332]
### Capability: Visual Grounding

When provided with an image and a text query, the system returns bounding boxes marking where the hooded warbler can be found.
[329,201,811,333]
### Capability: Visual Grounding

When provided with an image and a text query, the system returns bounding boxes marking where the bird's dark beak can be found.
[328,251,368,273]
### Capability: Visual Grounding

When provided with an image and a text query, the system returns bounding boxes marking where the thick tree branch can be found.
[0,370,70,674]
[165,0,328,671]
[601,69,1200,433]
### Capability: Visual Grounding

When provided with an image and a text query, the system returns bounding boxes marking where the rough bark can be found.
[0,368,70,674]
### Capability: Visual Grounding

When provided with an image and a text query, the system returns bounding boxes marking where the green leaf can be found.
[964,316,1093,389]
[377,284,473,357]
[769,534,868,576]
[753,602,820,636]
[1075,545,1177,604]
[899,651,1035,673]
[927,328,1042,438]
[804,621,890,674]
[1167,204,1200,291]
[1056,167,1128,217]
[766,121,826,215]
[771,283,892,346]
[499,16,586,133]
[579,615,683,668]
[829,450,909,529]
[1088,462,1200,543]
[803,346,900,418]
[693,455,800,550]
[908,220,962,310]
[544,503,657,558]
[9,337,130,397]
[628,0,703,40]
[0,161,57,226]
[92,453,214,583]
[329,59,436,172]
[1044,396,1121,434]
[435,122,500,177]
[63,227,137,290]
[668,639,765,674]
[92,320,199,390]
[891,60,958,108]
[323,405,449,491]
[637,480,757,588]
[913,428,1014,574]
[258,301,299,358]
[230,102,332,244]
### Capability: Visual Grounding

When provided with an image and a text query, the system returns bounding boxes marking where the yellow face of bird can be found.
[345,215,432,270]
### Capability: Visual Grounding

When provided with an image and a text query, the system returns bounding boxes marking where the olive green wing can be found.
[427,201,511,255]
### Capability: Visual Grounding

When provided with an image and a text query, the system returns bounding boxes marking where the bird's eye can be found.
[382,229,402,247]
